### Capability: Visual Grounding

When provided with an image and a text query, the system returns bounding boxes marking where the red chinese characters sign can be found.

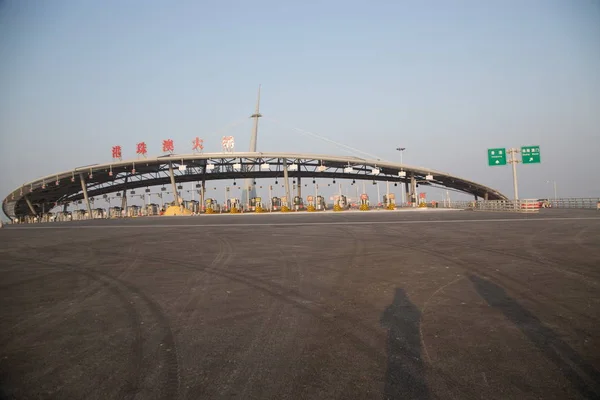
[136,142,147,157]
[112,145,122,160]
[192,137,204,152]
[162,139,174,153]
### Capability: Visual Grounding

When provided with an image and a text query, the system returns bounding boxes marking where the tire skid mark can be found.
[4,248,145,399]
[1,249,115,344]
[10,239,387,357]
[174,236,225,321]
[176,234,236,325]
[79,246,146,399]
[380,225,597,398]
[8,251,181,400]
[376,227,468,367]
[452,225,600,289]
[116,244,142,281]
[7,232,397,395]
[0,273,112,351]
[187,263,386,364]
[81,245,181,400]
[146,244,388,350]
[219,284,285,396]
[524,224,600,277]
[472,243,599,286]
[573,225,600,252]
[451,223,600,282]
[382,225,598,324]
[0,271,63,290]
[134,245,388,374]
[419,275,466,363]
[239,244,307,398]
[524,225,600,280]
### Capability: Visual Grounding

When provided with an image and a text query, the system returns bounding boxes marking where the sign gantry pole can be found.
[488,145,540,201]
[508,148,520,200]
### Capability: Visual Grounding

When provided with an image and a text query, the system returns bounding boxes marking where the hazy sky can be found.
[1,0,599,217]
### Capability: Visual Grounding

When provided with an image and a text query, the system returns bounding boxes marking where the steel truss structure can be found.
[2,152,507,219]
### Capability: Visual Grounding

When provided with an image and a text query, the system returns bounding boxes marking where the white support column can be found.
[168,162,180,206]
[121,175,128,212]
[386,181,390,206]
[25,195,37,217]
[283,158,291,206]
[79,173,93,218]
[410,174,417,207]
[268,184,273,211]
[201,176,206,212]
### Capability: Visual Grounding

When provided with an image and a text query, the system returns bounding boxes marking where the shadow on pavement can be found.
[468,274,600,399]
[380,288,429,400]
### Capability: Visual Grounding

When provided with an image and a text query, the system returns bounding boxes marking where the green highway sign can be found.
[521,146,541,164]
[487,148,507,166]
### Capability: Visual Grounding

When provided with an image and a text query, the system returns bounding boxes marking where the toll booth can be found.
[109,206,122,218]
[293,196,304,211]
[72,209,87,220]
[335,195,348,209]
[205,198,218,213]
[271,197,282,211]
[383,193,396,208]
[185,200,200,214]
[227,198,241,211]
[419,192,427,207]
[126,205,141,217]
[40,213,54,223]
[316,195,326,210]
[146,203,159,216]
[359,194,370,210]
[55,211,72,222]
[306,195,315,208]
[250,197,263,212]
[281,196,288,208]
[92,208,105,219]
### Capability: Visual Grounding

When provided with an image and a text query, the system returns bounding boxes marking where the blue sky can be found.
[1,0,599,216]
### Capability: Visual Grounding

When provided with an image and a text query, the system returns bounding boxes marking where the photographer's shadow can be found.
[380,288,429,400]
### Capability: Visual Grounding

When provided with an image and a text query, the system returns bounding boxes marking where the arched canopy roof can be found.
[3,152,507,219]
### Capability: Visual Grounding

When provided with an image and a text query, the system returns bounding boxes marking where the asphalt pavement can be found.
[1,209,599,399]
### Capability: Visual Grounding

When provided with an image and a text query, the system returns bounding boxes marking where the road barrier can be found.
[438,199,540,212]
[550,198,600,209]
[438,198,600,212]
[7,198,600,224]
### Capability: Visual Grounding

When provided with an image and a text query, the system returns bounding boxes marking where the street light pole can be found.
[396,147,406,165]
[396,147,406,205]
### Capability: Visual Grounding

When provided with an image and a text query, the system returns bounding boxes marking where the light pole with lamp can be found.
[396,147,406,164]
[396,147,406,204]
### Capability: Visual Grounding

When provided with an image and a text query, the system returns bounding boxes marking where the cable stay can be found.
[263,117,387,162]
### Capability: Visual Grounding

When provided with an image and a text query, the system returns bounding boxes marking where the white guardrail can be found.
[437,198,600,212]
[549,198,600,209]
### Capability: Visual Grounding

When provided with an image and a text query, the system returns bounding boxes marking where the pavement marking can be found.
[4,216,600,230]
